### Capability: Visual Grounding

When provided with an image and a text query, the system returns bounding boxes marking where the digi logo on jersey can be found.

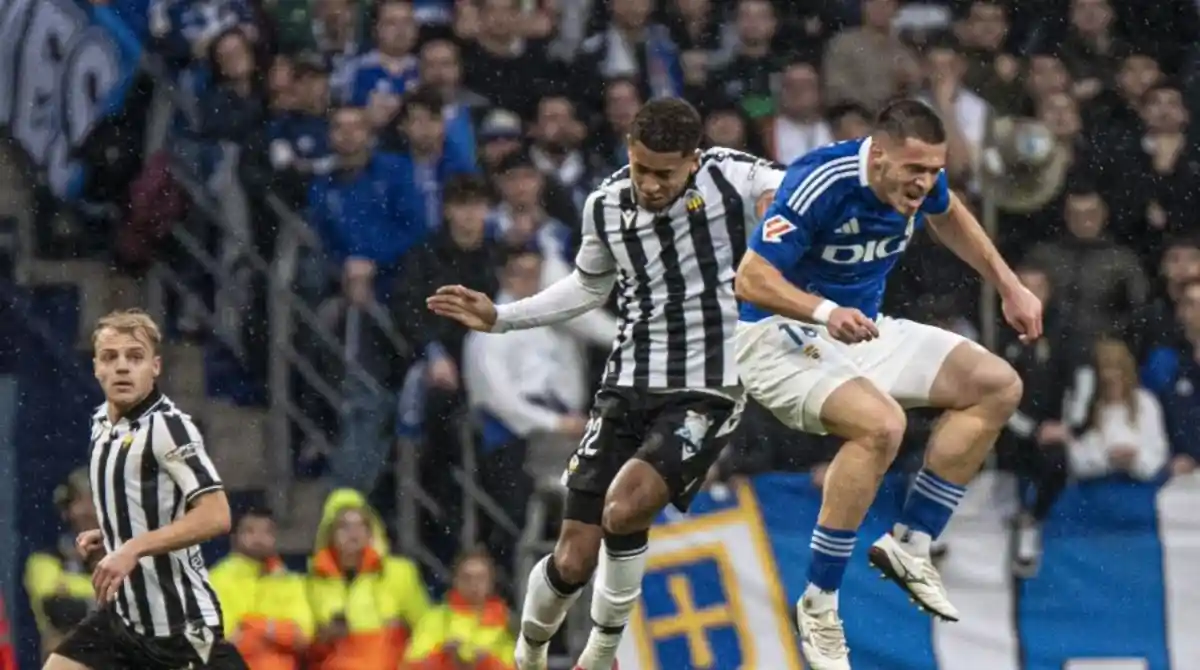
[0,0,140,198]
[821,236,911,264]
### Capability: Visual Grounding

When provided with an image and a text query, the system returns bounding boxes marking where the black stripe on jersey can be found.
[112,429,155,629]
[618,187,655,386]
[142,417,187,632]
[95,434,134,618]
[653,213,690,384]
[708,166,748,265]
[685,182,728,386]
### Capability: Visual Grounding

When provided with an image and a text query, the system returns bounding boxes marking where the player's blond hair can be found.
[92,309,163,355]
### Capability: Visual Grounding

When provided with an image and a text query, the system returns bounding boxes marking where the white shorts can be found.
[734,314,974,433]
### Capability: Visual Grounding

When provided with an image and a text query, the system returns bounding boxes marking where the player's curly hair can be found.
[875,98,947,145]
[629,97,704,155]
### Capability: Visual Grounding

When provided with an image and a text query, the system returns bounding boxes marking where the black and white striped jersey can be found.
[578,148,785,391]
[88,389,224,636]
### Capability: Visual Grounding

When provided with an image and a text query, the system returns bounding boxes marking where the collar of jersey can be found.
[621,171,700,218]
[103,387,164,426]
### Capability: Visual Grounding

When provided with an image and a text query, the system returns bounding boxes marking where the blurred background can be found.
[1,0,1199,668]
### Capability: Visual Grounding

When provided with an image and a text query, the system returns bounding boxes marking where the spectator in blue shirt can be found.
[267,57,334,203]
[1142,278,1200,478]
[151,0,257,64]
[306,106,427,306]
[340,0,420,126]
[418,38,489,157]
[380,86,478,235]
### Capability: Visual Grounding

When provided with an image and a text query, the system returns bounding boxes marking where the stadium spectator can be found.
[1129,236,1200,357]
[462,246,589,566]
[1022,186,1149,342]
[702,103,759,153]
[460,0,557,118]
[199,29,267,144]
[151,0,257,63]
[574,0,681,108]
[311,0,368,73]
[760,59,833,164]
[1056,339,1170,481]
[490,151,568,252]
[380,86,478,234]
[1093,49,1163,152]
[588,77,644,175]
[307,489,430,670]
[957,0,1023,115]
[825,101,873,141]
[822,0,919,112]
[528,95,594,209]
[418,38,488,149]
[402,548,515,670]
[341,0,418,122]
[916,34,989,187]
[23,468,98,660]
[1055,0,1125,103]
[266,57,335,203]
[477,109,525,175]
[997,266,1072,578]
[1142,278,1200,478]
[210,507,314,670]
[711,0,781,119]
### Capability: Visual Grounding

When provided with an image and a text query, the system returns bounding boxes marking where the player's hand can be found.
[76,529,104,561]
[1001,282,1043,344]
[93,544,139,603]
[825,307,879,344]
[426,285,498,332]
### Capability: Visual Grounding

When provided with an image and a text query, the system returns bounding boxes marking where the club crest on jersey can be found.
[120,433,135,449]
[686,192,704,212]
[675,411,713,461]
[761,215,795,243]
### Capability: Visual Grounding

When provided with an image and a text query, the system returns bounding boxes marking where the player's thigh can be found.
[859,317,978,409]
[735,317,860,434]
[49,608,125,670]
[817,377,907,447]
[562,389,641,500]
[629,392,740,513]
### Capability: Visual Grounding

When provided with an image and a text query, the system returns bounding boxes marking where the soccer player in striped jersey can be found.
[734,100,1043,668]
[428,97,783,670]
[46,310,245,670]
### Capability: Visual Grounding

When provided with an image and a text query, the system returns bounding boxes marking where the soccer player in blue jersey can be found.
[734,99,1043,669]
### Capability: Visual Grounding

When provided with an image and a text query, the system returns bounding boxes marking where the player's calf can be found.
[517,513,602,670]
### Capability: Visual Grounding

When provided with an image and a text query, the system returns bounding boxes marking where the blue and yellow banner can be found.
[618,473,1200,670]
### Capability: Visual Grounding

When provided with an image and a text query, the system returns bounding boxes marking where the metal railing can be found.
[136,54,528,585]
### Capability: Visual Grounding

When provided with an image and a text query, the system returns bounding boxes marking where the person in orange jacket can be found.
[403,548,515,670]
[210,507,313,670]
[306,489,430,670]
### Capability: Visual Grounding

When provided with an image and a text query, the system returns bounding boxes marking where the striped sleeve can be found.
[152,413,223,503]
[706,148,786,200]
[574,190,617,278]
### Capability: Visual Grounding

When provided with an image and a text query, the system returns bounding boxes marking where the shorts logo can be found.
[675,411,713,461]
[802,343,821,360]
[761,215,795,243]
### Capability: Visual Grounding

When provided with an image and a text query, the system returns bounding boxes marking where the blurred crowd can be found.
[23,0,1200,667]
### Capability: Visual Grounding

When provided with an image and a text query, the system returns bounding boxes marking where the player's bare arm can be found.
[735,250,879,343]
[427,268,616,333]
[925,192,1044,342]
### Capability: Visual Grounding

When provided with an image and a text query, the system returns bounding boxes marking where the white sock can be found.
[893,522,932,557]
[802,583,839,613]
[576,538,647,670]
[520,555,584,645]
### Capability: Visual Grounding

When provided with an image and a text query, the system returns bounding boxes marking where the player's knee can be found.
[857,409,907,460]
[553,525,601,584]
[976,356,1023,417]
[601,497,648,536]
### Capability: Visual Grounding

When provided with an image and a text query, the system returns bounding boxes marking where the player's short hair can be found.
[874,99,947,145]
[92,309,162,354]
[402,85,444,118]
[629,98,704,155]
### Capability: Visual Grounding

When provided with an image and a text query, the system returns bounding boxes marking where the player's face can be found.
[871,135,946,216]
[93,328,161,412]
[627,140,699,211]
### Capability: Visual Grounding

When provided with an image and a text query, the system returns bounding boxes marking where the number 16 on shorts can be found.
[779,323,823,360]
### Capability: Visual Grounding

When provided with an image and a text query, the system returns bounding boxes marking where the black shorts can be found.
[55,607,247,670]
[563,387,740,514]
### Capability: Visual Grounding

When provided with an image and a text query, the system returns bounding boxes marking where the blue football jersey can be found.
[341,50,419,106]
[739,137,950,322]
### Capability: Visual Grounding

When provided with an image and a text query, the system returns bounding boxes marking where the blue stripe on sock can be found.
[900,469,965,539]
[808,525,856,591]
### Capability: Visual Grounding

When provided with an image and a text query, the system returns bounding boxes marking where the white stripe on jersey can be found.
[787,155,858,214]
[580,148,785,391]
[90,391,224,637]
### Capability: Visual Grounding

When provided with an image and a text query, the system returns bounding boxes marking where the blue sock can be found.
[899,468,967,540]
[807,526,857,592]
